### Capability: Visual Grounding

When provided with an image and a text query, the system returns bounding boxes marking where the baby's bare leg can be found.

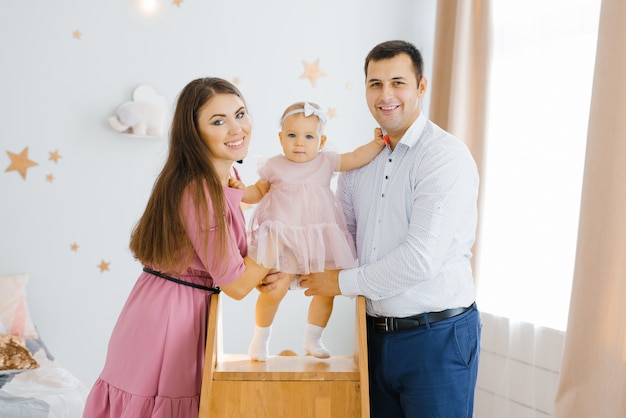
[256,277,291,326]
[307,295,334,327]
[248,277,291,361]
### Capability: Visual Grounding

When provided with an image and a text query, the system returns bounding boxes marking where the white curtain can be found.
[460,0,601,416]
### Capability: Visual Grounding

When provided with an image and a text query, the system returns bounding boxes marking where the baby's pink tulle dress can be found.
[248,151,357,274]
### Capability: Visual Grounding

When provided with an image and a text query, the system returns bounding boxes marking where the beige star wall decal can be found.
[46,174,54,183]
[49,150,62,163]
[327,108,336,119]
[5,147,38,179]
[172,0,183,6]
[98,260,110,272]
[300,59,326,87]
[73,30,81,39]
[70,243,79,251]
[233,77,241,85]
[346,82,353,90]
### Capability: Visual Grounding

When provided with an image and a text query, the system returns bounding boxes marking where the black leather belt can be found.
[143,267,221,293]
[367,303,475,332]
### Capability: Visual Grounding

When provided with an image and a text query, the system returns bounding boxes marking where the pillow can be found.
[0,273,38,338]
[0,334,39,373]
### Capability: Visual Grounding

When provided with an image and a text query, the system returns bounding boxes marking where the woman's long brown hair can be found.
[129,78,246,275]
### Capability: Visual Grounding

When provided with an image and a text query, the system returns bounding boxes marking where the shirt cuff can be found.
[338,267,361,297]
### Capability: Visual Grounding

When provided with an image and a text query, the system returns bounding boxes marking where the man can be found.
[299,40,481,417]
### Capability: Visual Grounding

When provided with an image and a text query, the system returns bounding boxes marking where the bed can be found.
[0,273,88,418]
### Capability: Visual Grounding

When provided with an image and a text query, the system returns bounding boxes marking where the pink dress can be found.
[248,152,357,275]
[83,185,247,418]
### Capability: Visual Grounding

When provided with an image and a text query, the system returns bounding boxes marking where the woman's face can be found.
[197,93,251,171]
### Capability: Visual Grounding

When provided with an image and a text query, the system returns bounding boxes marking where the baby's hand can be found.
[228,176,246,190]
[374,127,390,146]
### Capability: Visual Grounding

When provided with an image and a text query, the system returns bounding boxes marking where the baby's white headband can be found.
[281,102,327,126]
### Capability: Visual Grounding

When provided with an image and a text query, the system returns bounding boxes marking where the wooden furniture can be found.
[199,293,370,417]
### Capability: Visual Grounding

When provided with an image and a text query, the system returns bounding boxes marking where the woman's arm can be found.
[221,259,292,300]
[220,257,273,300]
[338,128,385,172]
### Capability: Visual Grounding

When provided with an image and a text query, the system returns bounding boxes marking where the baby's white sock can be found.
[303,323,330,359]
[248,325,272,362]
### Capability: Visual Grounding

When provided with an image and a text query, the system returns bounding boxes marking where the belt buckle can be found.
[375,317,395,332]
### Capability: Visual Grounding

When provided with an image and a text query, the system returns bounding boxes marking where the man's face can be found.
[365,53,427,142]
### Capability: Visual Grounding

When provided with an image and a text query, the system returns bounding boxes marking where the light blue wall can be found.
[0,0,437,387]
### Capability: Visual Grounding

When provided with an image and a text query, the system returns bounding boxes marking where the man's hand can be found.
[299,270,341,297]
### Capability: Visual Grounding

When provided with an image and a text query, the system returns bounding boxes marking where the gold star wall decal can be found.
[46,174,54,183]
[49,150,62,163]
[5,147,38,179]
[172,0,183,6]
[73,30,81,39]
[70,243,79,251]
[300,59,326,87]
[98,260,110,272]
[327,108,336,119]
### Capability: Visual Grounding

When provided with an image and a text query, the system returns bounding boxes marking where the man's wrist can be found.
[337,268,360,296]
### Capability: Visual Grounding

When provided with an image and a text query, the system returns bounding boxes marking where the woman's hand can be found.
[256,271,293,293]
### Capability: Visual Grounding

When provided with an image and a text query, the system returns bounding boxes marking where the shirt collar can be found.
[397,112,427,148]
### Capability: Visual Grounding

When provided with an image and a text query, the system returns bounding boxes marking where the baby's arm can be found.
[338,127,385,172]
[229,177,270,204]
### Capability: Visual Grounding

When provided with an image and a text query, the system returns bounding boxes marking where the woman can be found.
[83,77,282,418]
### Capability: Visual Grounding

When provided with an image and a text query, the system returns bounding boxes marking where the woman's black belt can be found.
[143,267,221,293]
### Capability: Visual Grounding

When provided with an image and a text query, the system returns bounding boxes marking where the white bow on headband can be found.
[282,102,328,125]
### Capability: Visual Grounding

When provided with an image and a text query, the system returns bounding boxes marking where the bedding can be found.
[0,273,88,418]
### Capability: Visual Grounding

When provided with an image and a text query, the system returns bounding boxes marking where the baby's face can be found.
[279,113,325,163]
